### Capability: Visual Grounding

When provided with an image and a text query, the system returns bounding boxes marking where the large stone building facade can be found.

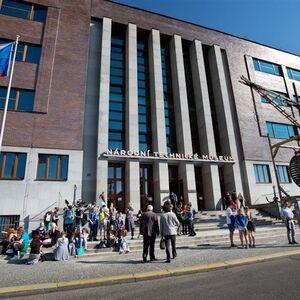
[0,0,299,229]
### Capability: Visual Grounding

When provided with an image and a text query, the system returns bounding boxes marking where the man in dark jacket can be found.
[140,205,159,262]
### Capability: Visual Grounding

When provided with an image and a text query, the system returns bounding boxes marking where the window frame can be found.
[0,152,27,180]
[253,58,282,76]
[276,165,291,183]
[36,154,69,181]
[253,164,271,183]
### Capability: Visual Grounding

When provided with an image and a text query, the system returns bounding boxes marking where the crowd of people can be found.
[0,191,298,265]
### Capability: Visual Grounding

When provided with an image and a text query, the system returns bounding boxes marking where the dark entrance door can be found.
[140,164,154,212]
[195,166,204,211]
[168,165,183,202]
[107,164,125,212]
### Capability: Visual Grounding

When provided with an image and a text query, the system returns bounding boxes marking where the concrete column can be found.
[148,29,169,210]
[125,23,140,211]
[96,17,112,200]
[208,45,243,195]
[82,21,102,203]
[170,34,197,208]
[190,40,221,209]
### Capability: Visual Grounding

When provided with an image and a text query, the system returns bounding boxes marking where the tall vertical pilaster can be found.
[96,17,112,199]
[125,23,140,210]
[149,29,169,210]
[190,40,221,209]
[170,34,197,208]
[208,45,243,195]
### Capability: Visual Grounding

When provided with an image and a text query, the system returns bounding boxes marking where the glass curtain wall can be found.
[137,34,152,152]
[108,32,126,150]
[161,41,177,154]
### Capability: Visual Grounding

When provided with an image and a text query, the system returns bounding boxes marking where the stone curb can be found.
[1,249,300,298]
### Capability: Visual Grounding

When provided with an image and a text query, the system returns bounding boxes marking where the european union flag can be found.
[0,42,14,77]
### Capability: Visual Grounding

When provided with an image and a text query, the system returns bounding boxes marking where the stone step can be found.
[82,232,287,257]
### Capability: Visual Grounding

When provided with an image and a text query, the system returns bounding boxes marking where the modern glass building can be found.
[0,0,300,230]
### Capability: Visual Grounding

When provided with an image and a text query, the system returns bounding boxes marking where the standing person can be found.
[238,193,246,209]
[125,203,135,240]
[181,204,188,235]
[53,232,69,261]
[175,202,183,235]
[99,205,109,240]
[43,210,53,231]
[169,192,177,211]
[226,201,236,247]
[98,192,106,208]
[187,202,196,236]
[52,207,60,226]
[89,205,99,241]
[140,205,159,263]
[109,202,117,227]
[74,202,84,233]
[160,203,180,263]
[224,192,231,209]
[235,208,248,248]
[244,207,256,248]
[280,201,298,244]
[63,205,74,236]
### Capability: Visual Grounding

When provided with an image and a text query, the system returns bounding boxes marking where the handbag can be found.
[160,238,165,250]
[76,247,85,256]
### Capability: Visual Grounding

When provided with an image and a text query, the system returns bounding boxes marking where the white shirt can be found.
[226,207,234,224]
[280,207,294,220]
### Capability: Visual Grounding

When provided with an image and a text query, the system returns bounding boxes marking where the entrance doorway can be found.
[195,167,204,211]
[168,165,183,202]
[140,164,154,212]
[107,164,125,212]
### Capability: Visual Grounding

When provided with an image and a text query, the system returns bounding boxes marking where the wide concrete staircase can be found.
[84,209,286,257]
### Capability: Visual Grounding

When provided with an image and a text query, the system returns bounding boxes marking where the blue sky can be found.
[113,0,300,55]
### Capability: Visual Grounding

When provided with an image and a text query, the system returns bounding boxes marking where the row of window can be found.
[0,152,68,181]
[253,164,291,184]
[253,58,300,82]
[0,0,47,22]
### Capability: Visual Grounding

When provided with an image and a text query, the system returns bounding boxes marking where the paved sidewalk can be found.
[0,233,299,291]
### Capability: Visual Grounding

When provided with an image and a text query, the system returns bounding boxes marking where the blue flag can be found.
[0,42,14,77]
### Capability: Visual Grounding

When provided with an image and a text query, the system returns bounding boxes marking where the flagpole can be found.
[0,35,20,153]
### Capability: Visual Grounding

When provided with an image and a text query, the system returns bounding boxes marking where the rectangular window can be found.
[0,0,47,22]
[0,152,26,180]
[0,38,41,64]
[37,154,68,181]
[276,165,291,183]
[287,67,300,81]
[0,86,34,112]
[0,215,20,238]
[253,58,282,76]
[266,121,297,139]
[253,164,271,183]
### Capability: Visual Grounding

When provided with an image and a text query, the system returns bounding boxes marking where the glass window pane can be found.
[25,44,41,64]
[116,167,122,179]
[108,140,123,150]
[109,111,123,121]
[111,60,124,68]
[109,121,123,130]
[17,90,35,112]
[110,76,124,85]
[33,6,47,22]
[4,153,15,177]
[109,132,123,140]
[48,155,58,179]
[109,102,123,111]
[60,156,68,180]
[16,153,26,179]
[0,153,3,174]
[37,154,47,179]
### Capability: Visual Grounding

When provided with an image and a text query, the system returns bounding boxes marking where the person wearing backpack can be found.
[44,210,53,231]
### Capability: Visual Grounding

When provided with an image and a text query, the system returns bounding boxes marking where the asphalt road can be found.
[13,254,300,300]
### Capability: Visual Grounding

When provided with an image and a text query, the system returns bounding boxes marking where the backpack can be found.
[44,212,52,223]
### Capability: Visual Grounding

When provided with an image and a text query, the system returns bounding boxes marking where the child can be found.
[235,208,248,248]
[80,228,89,251]
[118,224,130,254]
[244,207,256,247]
